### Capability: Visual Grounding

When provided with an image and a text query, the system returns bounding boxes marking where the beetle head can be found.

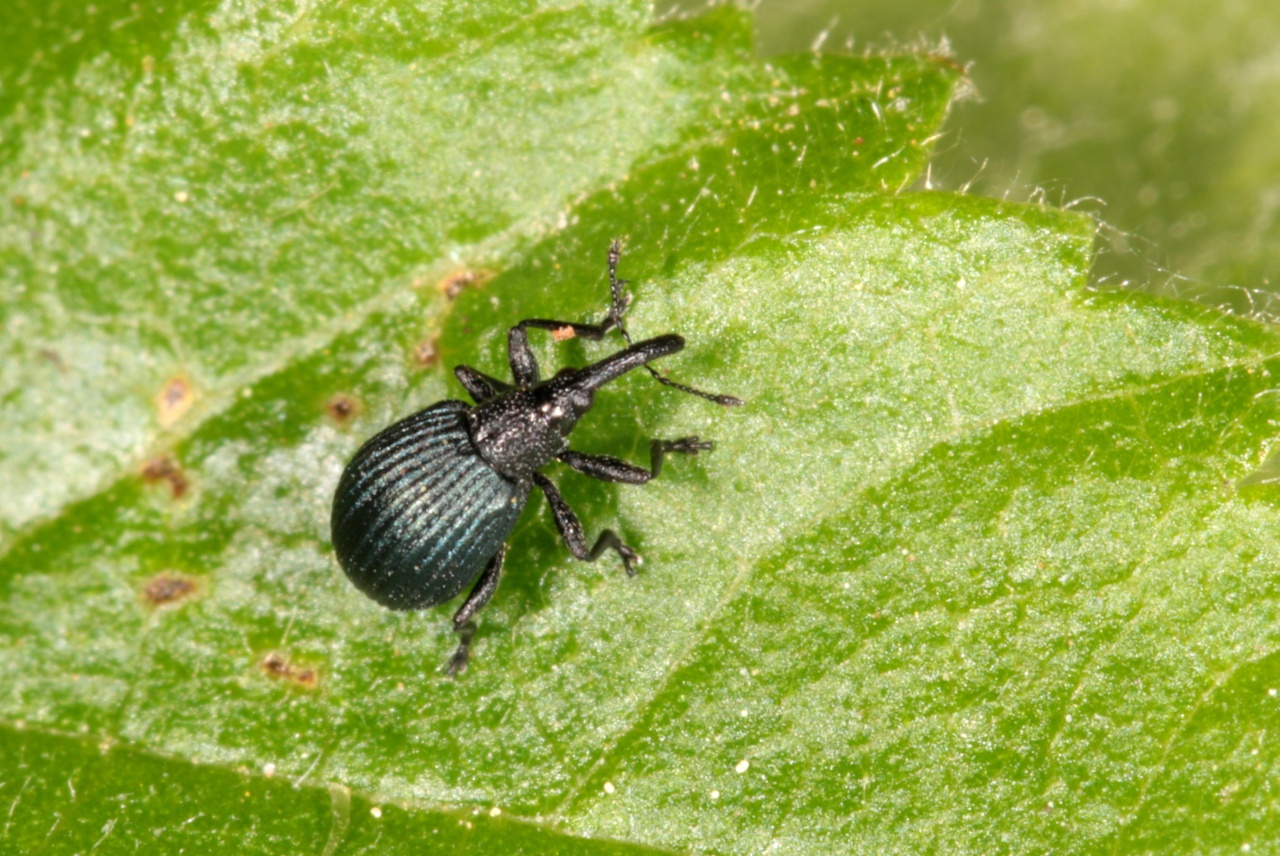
[541,367,595,437]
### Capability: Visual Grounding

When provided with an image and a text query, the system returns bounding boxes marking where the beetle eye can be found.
[571,388,594,413]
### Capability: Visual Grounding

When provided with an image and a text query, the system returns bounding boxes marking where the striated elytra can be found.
[330,242,740,674]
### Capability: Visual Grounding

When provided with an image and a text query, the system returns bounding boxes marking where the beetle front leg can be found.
[516,315,619,340]
[507,326,543,387]
[560,437,713,484]
[446,543,507,676]
[533,473,639,575]
[455,365,512,404]
[507,313,625,387]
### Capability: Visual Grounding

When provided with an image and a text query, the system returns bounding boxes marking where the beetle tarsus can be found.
[651,437,711,477]
[591,530,639,576]
[616,543,640,577]
[446,621,477,676]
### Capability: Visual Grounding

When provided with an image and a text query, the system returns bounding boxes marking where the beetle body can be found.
[331,400,529,610]
[330,243,739,673]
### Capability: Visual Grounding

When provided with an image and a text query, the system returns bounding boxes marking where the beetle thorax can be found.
[467,381,592,480]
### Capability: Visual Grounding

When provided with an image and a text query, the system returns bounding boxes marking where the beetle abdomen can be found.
[331,400,530,610]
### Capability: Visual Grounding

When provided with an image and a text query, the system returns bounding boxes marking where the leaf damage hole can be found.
[141,573,199,607]
[324,393,362,424]
[261,652,320,689]
[434,268,493,300]
[155,375,195,427]
[140,455,190,498]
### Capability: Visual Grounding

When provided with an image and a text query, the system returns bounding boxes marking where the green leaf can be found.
[6,2,1280,855]
[0,726,657,854]
[0,0,761,537]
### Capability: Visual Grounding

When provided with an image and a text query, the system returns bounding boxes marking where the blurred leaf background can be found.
[754,0,1280,311]
[5,0,1280,854]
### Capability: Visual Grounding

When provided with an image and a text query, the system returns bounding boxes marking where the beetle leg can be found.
[507,326,542,386]
[445,543,507,675]
[532,473,639,575]
[516,240,637,340]
[516,317,617,340]
[446,622,476,676]
[560,437,712,484]
[454,364,511,404]
[507,259,635,386]
[508,310,628,388]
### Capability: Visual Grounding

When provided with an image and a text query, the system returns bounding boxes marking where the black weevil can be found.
[330,242,740,673]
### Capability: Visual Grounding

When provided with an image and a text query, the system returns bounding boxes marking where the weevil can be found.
[330,242,740,673]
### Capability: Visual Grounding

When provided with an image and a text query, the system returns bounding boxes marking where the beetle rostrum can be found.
[330,242,741,674]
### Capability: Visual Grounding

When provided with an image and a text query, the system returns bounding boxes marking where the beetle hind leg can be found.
[445,543,507,676]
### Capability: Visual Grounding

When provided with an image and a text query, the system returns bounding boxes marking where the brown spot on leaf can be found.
[142,573,198,606]
[324,393,361,424]
[435,268,493,300]
[37,348,65,370]
[140,455,189,498]
[551,325,576,342]
[261,652,319,689]
[155,375,195,427]
[411,337,440,368]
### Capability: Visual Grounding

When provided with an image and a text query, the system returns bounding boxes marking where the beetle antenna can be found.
[606,239,631,330]
[606,240,743,407]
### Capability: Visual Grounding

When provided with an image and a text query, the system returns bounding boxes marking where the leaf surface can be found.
[5,2,1279,855]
